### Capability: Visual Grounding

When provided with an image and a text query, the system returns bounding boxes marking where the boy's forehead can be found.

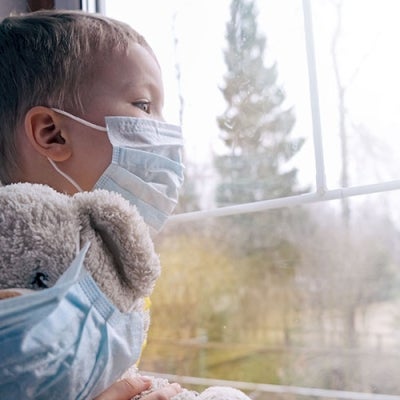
[95,44,161,86]
[84,43,163,103]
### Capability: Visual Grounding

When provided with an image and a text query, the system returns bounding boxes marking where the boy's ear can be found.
[24,106,72,162]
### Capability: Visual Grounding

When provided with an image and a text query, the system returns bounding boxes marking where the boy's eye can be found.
[133,101,151,113]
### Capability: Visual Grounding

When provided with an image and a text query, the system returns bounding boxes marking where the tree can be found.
[215,0,307,264]
[213,0,308,343]
[214,0,307,263]
[215,0,304,208]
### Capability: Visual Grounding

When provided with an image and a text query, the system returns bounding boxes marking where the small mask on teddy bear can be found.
[0,183,251,400]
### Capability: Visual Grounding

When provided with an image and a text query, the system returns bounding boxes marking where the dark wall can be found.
[0,0,82,18]
[0,0,27,16]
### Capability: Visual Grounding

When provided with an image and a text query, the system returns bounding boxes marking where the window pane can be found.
[104,1,400,397]
[313,0,400,188]
[145,191,400,396]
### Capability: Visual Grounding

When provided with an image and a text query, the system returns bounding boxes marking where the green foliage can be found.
[140,225,288,382]
[148,231,240,342]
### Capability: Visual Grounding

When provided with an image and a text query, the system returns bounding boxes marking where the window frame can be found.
[167,0,400,226]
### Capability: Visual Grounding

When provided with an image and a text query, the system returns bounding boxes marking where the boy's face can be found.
[18,42,165,194]
[63,42,165,192]
[84,42,165,124]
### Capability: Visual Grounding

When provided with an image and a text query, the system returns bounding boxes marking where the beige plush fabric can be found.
[0,183,251,400]
[0,183,160,312]
[123,366,251,400]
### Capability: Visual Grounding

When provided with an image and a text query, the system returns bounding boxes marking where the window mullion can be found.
[302,0,327,195]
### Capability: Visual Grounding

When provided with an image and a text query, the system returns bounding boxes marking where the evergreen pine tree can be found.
[216,0,304,207]
[213,0,308,341]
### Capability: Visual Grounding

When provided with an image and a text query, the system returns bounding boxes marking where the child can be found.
[0,10,251,400]
[0,9,184,233]
[0,10,185,399]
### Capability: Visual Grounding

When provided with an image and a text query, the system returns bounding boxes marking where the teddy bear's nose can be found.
[31,272,49,289]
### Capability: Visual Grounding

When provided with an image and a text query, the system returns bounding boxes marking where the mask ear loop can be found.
[51,108,107,132]
[47,108,107,193]
[48,158,84,192]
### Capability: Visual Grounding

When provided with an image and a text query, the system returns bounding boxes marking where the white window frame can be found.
[167,0,400,227]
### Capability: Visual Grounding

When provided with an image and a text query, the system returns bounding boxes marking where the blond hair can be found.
[0,10,152,183]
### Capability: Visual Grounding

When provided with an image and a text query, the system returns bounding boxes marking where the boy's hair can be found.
[0,10,152,184]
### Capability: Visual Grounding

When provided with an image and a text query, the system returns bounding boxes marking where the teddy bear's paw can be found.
[171,388,199,400]
[197,386,251,400]
[129,375,175,400]
[131,383,196,400]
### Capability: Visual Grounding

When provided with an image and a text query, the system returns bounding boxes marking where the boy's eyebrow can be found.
[123,81,140,90]
[123,80,160,93]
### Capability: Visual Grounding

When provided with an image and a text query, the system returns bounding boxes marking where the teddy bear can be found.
[0,182,251,400]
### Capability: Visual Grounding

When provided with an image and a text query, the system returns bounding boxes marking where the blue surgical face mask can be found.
[48,109,185,231]
[0,242,144,400]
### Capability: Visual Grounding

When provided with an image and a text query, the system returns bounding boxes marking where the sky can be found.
[104,0,400,204]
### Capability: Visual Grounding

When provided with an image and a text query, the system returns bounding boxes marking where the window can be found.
[106,1,400,398]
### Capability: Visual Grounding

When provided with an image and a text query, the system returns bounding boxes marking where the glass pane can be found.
[313,0,400,188]
[103,1,400,396]
[144,190,400,397]
[105,0,315,213]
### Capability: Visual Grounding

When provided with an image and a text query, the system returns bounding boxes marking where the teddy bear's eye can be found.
[31,272,49,289]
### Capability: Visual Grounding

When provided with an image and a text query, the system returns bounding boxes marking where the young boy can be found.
[0,9,184,400]
[0,10,251,400]
[0,9,184,231]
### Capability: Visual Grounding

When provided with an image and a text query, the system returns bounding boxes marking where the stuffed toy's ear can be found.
[0,183,79,291]
[0,184,160,312]
[73,190,161,312]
